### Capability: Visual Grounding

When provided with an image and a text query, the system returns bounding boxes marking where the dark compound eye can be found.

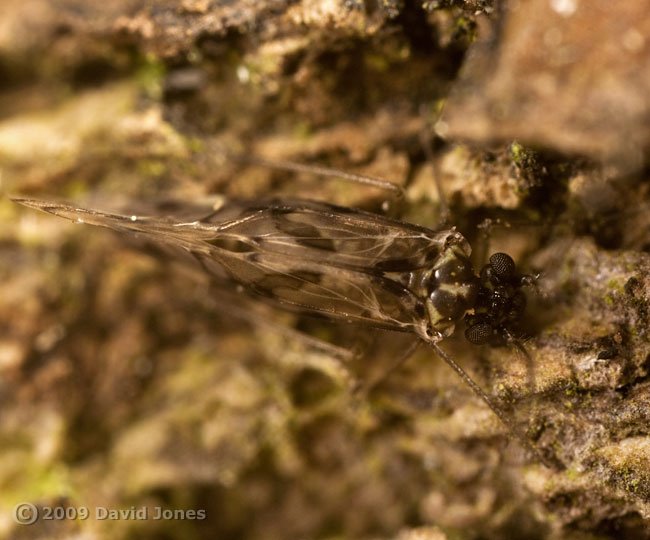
[489,252,516,280]
[465,323,493,345]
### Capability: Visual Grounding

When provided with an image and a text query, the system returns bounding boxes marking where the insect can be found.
[11,190,550,466]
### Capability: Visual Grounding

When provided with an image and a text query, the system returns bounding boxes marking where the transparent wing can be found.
[203,198,460,272]
[11,197,463,337]
[194,247,429,335]
[11,197,220,254]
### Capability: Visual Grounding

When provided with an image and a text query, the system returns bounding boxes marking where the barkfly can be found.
[11,163,552,467]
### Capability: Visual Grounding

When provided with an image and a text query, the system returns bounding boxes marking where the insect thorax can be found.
[397,232,531,346]
[393,231,480,341]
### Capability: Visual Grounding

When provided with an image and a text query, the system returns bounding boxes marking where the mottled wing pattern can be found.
[196,248,430,335]
[202,198,457,272]
[11,197,461,337]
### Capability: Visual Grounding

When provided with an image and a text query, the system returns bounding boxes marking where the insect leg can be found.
[418,119,450,227]
[207,284,358,390]
[427,340,557,469]
[506,333,537,397]
[230,153,405,199]
[352,338,421,397]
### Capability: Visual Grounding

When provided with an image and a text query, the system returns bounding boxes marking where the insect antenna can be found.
[418,111,450,227]
[428,341,555,469]
[229,153,405,199]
